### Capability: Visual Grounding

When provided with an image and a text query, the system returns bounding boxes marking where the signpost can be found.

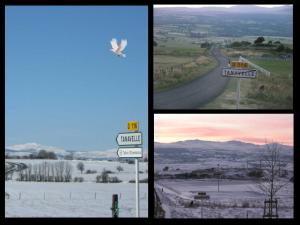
[222,60,257,109]
[116,121,142,217]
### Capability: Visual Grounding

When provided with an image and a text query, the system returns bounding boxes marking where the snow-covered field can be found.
[155,179,293,218]
[5,159,148,217]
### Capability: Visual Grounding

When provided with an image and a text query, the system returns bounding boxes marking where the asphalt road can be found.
[5,162,27,175]
[154,47,230,109]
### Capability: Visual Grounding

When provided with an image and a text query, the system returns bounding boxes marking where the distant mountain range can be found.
[154,5,293,37]
[5,142,148,160]
[155,139,292,151]
[154,139,293,164]
[155,5,293,15]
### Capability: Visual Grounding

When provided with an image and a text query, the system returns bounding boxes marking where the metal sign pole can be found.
[116,121,141,218]
[135,157,140,217]
[236,78,241,109]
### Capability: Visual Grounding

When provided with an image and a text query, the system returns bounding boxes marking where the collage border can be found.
[2,0,298,224]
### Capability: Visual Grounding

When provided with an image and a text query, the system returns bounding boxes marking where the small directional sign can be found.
[116,132,142,146]
[128,121,139,132]
[222,67,257,79]
[117,147,143,158]
[230,61,248,68]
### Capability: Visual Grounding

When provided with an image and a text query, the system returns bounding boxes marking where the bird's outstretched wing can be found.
[118,39,127,52]
[110,38,119,51]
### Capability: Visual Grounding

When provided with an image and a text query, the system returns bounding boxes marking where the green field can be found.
[154,37,217,91]
[202,49,293,109]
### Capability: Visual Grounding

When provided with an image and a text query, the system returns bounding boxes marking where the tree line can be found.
[17,161,73,182]
[229,36,293,53]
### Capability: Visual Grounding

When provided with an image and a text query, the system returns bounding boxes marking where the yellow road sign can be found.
[128,121,139,131]
[230,61,248,68]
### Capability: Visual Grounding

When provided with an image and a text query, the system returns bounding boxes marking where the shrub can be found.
[242,201,250,208]
[96,175,102,183]
[129,178,148,183]
[116,166,124,172]
[85,169,97,174]
[109,176,122,183]
[140,178,148,183]
[96,169,110,183]
[248,169,263,178]
[74,177,84,182]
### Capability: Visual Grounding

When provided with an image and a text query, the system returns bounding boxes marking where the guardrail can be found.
[239,56,271,76]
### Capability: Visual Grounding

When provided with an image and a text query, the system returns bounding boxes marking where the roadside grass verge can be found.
[154,41,217,92]
[202,49,293,109]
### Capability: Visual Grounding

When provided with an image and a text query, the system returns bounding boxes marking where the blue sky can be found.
[5,6,148,151]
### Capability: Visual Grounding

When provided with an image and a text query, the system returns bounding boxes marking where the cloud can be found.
[6,142,66,154]
[154,114,293,145]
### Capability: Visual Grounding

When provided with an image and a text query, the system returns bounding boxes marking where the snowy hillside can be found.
[155,140,293,167]
[5,142,148,160]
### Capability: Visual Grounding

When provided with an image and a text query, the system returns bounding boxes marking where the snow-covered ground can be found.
[155,179,293,218]
[154,140,293,218]
[5,159,148,217]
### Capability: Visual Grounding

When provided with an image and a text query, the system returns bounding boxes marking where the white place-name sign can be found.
[116,132,142,146]
[117,147,143,158]
[222,67,257,79]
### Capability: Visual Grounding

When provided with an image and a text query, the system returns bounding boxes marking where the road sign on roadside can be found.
[222,67,257,79]
[116,121,143,217]
[117,147,143,158]
[230,61,248,68]
[116,132,142,146]
[128,121,139,131]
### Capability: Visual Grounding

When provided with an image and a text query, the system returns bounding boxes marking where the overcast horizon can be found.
[154,5,287,8]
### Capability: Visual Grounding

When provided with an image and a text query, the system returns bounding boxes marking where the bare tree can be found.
[27,164,32,181]
[77,162,85,174]
[65,162,73,182]
[257,142,289,217]
[57,161,65,182]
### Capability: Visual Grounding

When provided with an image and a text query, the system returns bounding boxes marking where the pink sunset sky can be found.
[154,114,293,146]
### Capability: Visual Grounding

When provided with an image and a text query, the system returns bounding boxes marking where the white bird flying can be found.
[110,38,127,58]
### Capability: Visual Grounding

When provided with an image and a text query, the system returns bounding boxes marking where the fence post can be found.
[111,194,119,218]
[69,192,72,200]
[44,192,45,200]
[95,192,96,200]
[19,192,21,200]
